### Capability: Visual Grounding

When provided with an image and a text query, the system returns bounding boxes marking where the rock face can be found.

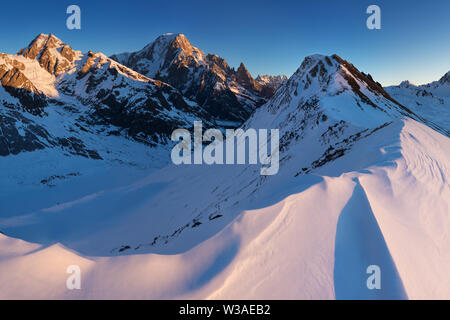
[3,33,447,166]
[111,34,284,125]
[385,70,450,135]
[18,34,79,76]
[0,54,47,113]
[438,71,450,85]
[398,80,416,88]
[57,49,214,145]
[242,53,443,178]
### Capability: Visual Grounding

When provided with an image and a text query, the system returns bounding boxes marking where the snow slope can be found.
[1,54,449,299]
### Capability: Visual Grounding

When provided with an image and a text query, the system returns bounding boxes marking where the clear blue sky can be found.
[1,0,449,86]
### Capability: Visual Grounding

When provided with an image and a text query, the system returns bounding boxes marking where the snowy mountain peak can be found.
[1,33,218,159]
[111,33,204,80]
[110,34,275,124]
[17,33,81,76]
[255,74,288,96]
[147,33,201,58]
[258,54,419,133]
[0,53,47,112]
[256,74,288,84]
[29,33,64,48]
[2,32,450,300]
[303,54,399,109]
[156,32,187,42]
[165,33,192,48]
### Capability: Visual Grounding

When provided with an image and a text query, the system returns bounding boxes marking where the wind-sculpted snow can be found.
[1,49,449,299]
[0,118,449,299]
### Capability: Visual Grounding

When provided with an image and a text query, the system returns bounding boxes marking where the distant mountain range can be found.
[385,72,450,131]
[111,33,286,124]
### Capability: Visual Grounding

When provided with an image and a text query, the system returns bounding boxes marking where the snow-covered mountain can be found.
[1,52,448,299]
[1,34,216,164]
[111,33,284,125]
[385,72,450,133]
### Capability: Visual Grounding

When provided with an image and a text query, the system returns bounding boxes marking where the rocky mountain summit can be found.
[111,34,285,125]
[17,33,79,76]
[0,34,214,160]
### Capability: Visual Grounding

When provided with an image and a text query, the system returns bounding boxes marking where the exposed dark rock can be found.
[0,64,47,113]
[0,111,48,156]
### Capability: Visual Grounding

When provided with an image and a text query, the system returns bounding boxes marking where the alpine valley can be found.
[0,33,449,300]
